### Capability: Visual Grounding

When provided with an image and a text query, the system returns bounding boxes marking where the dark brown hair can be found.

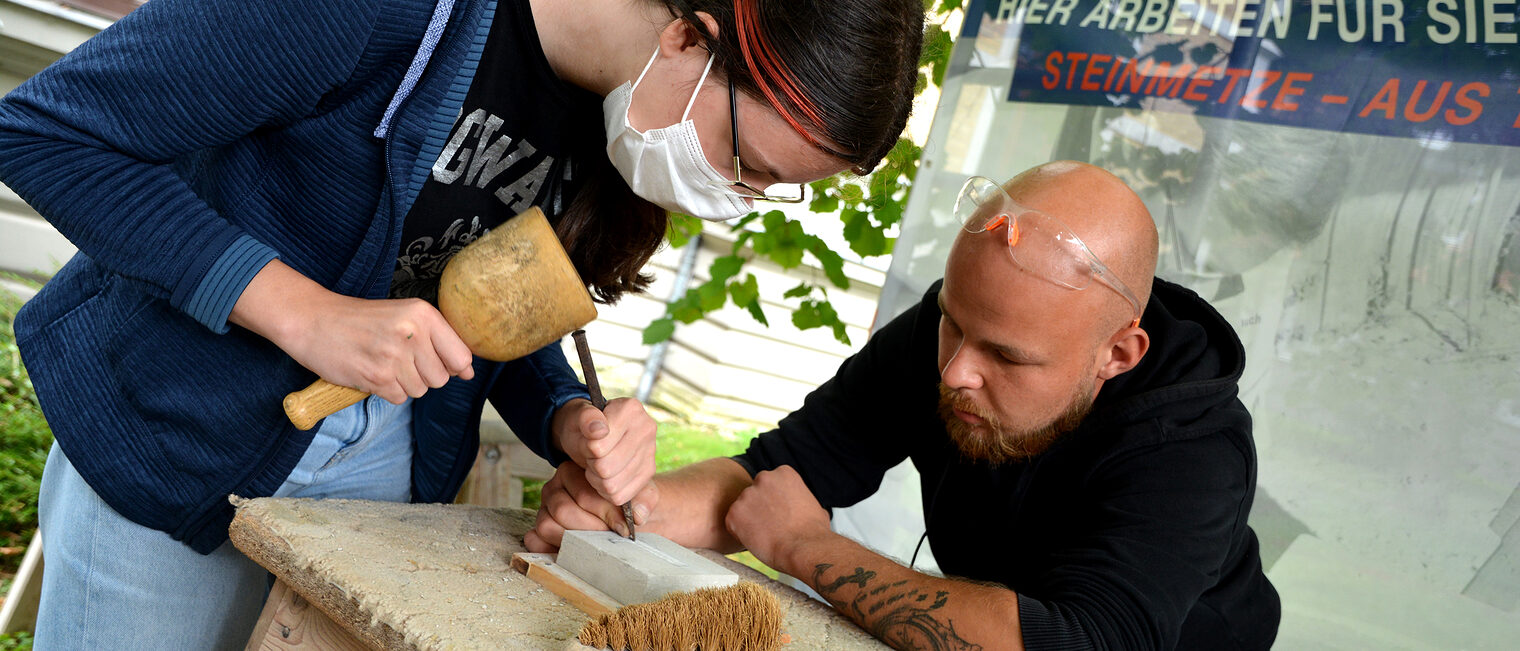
[556,0,925,303]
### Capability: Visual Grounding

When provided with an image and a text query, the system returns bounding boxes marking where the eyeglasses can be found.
[954,176,1143,328]
[708,80,806,204]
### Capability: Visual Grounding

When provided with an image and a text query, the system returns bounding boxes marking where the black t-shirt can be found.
[391,0,601,301]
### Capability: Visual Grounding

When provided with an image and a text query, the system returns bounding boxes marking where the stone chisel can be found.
[571,329,637,542]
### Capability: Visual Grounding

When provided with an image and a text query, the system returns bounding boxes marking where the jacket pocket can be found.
[104,287,307,471]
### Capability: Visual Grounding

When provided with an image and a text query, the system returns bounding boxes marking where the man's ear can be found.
[1096,326,1149,381]
[658,12,721,55]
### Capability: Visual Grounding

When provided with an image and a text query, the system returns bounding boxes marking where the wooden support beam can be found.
[244,579,371,651]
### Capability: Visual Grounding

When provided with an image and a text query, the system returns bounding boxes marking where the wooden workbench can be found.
[229,497,887,650]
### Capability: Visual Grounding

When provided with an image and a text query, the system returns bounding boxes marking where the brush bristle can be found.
[578,581,783,651]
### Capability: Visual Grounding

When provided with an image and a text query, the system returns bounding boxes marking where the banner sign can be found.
[964,0,1520,146]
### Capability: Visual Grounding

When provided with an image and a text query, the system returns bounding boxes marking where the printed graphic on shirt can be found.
[390,215,488,303]
[388,0,598,302]
[392,107,571,302]
[431,108,557,215]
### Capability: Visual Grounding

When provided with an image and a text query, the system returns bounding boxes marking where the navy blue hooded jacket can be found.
[0,0,587,553]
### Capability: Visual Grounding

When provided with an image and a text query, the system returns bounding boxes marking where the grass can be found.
[0,284,49,575]
[0,282,47,651]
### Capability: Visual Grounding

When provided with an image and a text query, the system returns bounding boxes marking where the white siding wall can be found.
[560,227,880,428]
[0,0,93,282]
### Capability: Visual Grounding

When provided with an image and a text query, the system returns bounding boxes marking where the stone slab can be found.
[557,530,737,607]
[229,497,887,650]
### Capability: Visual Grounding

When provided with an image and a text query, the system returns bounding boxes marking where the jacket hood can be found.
[1081,277,1247,439]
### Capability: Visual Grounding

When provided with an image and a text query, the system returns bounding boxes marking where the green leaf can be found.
[854,228,890,257]
[733,231,755,250]
[783,282,812,299]
[809,192,840,214]
[810,244,850,289]
[841,208,871,244]
[729,273,760,306]
[839,184,865,204]
[888,138,923,168]
[697,280,728,311]
[642,317,676,344]
[817,301,852,345]
[830,320,851,344]
[771,244,804,269]
[924,26,954,88]
[792,302,823,329]
[810,177,840,192]
[754,214,807,269]
[671,293,704,323]
[872,198,904,228]
[666,214,703,248]
[710,255,744,282]
[744,300,769,326]
[868,173,899,201]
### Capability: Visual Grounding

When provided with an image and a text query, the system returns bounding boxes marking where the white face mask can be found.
[604,50,754,222]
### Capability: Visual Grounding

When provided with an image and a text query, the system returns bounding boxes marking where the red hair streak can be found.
[734,0,831,153]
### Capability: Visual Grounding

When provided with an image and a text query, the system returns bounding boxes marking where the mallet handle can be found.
[283,379,368,430]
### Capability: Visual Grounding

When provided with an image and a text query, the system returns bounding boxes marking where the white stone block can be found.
[557,530,738,606]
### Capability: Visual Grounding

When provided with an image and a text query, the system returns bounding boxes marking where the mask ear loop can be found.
[680,53,717,121]
[629,49,661,93]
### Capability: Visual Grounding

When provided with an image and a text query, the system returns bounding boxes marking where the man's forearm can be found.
[780,533,1024,651]
[644,458,753,552]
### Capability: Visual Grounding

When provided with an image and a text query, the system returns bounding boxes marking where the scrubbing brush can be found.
[578,581,785,651]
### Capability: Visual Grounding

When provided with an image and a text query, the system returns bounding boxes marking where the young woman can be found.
[0,0,923,646]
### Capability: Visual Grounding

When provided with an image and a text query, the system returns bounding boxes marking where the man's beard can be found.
[936,381,1094,465]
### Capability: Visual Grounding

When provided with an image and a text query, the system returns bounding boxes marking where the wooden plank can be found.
[509,552,621,618]
[458,421,556,509]
[0,532,43,634]
[454,443,513,508]
[244,579,372,651]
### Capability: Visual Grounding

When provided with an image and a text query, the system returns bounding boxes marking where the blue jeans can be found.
[34,396,414,651]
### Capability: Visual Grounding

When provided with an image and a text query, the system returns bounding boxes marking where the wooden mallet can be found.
[282,206,597,430]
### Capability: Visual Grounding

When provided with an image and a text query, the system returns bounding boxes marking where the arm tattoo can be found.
[812,564,983,651]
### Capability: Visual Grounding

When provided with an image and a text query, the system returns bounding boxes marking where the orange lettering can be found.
[1083,54,1113,91]
[1359,79,1400,119]
[1153,64,1193,98]
[1272,72,1312,111]
[1043,51,1062,90]
[1065,52,1090,90]
[1242,71,1281,109]
[1115,59,1155,95]
[1403,80,1452,123]
[1143,62,1174,95]
[1217,68,1251,103]
[1184,67,1220,102]
[1445,82,1486,126]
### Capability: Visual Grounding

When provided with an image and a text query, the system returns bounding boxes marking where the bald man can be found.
[529,162,1280,650]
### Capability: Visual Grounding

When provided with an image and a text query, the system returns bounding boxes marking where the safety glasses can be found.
[954,176,1142,328]
[708,80,806,204]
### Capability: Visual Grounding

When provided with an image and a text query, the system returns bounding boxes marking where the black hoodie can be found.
[736,278,1281,650]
